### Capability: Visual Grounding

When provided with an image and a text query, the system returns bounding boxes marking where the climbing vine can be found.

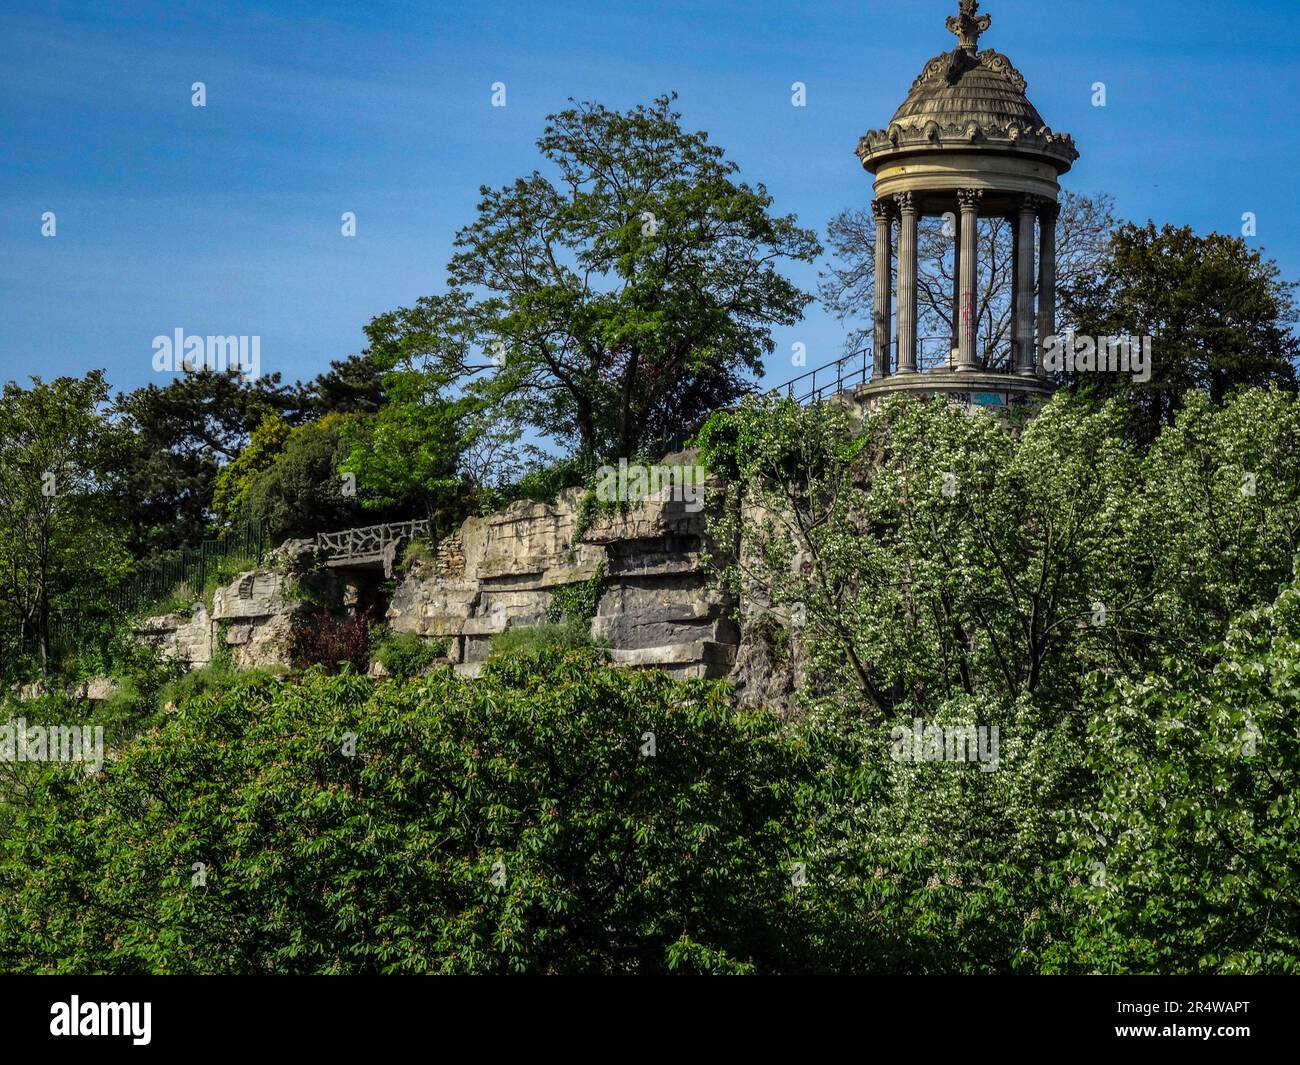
[545,562,606,626]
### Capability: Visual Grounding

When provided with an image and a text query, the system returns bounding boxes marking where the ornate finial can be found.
[947,0,991,54]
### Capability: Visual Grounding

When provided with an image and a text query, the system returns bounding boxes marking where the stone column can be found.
[895,192,918,374]
[1036,199,1059,377]
[1016,196,1038,375]
[871,199,893,378]
[1009,211,1021,367]
[956,188,982,371]
[950,208,961,367]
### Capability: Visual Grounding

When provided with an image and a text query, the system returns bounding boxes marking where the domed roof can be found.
[890,48,1045,132]
[857,2,1077,174]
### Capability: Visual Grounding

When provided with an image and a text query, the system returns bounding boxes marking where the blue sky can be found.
[2,0,1297,398]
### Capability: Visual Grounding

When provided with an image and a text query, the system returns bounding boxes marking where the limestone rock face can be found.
[83,676,121,702]
[135,605,214,668]
[135,567,352,671]
[221,612,295,671]
[211,570,295,621]
[727,618,802,710]
[387,473,739,681]
[129,453,817,706]
[10,676,121,704]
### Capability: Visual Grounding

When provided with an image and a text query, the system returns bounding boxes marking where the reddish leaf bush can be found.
[289,609,374,674]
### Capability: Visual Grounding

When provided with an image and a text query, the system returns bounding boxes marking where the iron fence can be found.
[767,336,1019,404]
[106,520,268,618]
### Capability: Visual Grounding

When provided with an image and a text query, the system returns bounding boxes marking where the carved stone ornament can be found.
[946,0,991,54]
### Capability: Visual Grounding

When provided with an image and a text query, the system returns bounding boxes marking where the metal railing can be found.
[107,520,268,618]
[315,519,430,565]
[768,346,872,405]
[768,337,962,404]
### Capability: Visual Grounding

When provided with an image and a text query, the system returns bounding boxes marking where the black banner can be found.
[0,976,1291,1053]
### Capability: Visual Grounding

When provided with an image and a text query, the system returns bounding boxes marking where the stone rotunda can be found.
[855,0,1078,411]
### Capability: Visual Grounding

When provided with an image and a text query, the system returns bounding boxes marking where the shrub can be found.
[513,456,592,504]
[241,413,374,541]
[400,539,435,571]
[0,652,820,974]
[289,610,374,674]
[374,631,450,678]
[490,621,594,658]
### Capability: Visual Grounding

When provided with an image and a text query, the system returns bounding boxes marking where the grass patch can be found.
[490,621,596,658]
[401,539,435,571]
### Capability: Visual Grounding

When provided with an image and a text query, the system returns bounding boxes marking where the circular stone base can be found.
[854,369,1053,413]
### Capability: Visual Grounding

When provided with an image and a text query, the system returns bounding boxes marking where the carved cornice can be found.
[856,120,1079,169]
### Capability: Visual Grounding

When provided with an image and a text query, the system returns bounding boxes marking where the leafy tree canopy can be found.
[361,94,821,461]
[1065,221,1299,440]
[0,653,825,974]
[0,373,132,674]
[111,370,299,556]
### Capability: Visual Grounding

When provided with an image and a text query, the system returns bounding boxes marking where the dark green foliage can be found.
[0,653,820,974]
[110,370,300,558]
[302,353,388,418]
[1064,221,1299,442]
[544,564,605,627]
[374,631,450,678]
[240,414,375,542]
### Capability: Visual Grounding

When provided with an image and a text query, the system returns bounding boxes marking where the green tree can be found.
[1065,222,1299,441]
[698,384,1300,973]
[699,393,1143,717]
[0,652,825,974]
[364,94,821,461]
[1134,386,1300,658]
[211,412,293,524]
[338,370,470,530]
[1051,572,1300,974]
[239,413,375,541]
[112,369,299,557]
[300,352,388,418]
[700,387,1300,719]
[0,373,131,674]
